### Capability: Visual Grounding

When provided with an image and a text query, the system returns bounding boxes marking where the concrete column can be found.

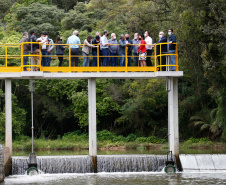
[88,78,97,173]
[0,145,4,182]
[168,77,179,156]
[5,79,12,175]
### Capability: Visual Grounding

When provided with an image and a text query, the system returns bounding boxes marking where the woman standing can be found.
[56,36,65,67]
[137,34,147,67]
[82,35,97,67]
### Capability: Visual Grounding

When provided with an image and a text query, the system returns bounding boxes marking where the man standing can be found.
[132,33,139,66]
[156,31,167,71]
[125,34,133,66]
[20,32,29,71]
[168,29,177,71]
[92,35,100,66]
[100,30,109,66]
[45,32,54,67]
[67,30,81,66]
[29,30,44,71]
[119,34,130,66]
[38,32,48,66]
[144,31,153,66]
[108,33,119,66]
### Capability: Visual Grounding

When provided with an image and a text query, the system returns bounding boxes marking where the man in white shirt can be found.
[144,31,153,66]
[100,30,109,66]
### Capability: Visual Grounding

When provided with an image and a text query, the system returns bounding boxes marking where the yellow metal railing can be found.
[0,42,178,73]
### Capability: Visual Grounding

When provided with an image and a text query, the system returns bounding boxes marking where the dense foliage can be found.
[0,0,225,142]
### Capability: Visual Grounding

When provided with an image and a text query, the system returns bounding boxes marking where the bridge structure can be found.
[0,42,183,173]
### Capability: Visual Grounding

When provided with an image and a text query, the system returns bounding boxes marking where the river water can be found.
[2,172,226,185]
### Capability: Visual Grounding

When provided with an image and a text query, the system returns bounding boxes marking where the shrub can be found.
[126,134,137,142]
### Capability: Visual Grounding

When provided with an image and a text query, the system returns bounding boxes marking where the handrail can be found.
[0,42,179,72]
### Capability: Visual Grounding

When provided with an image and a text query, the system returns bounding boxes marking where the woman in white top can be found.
[82,36,97,67]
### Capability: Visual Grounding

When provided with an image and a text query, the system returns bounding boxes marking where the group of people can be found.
[20,29,177,71]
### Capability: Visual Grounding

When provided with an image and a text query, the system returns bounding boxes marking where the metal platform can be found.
[0,71,183,79]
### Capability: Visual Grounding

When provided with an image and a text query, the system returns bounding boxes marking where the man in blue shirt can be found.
[132,33,139,66]
[125,34,133,66]
[67,30,81,66]
[108,33,119,66]
[168,29,177,71]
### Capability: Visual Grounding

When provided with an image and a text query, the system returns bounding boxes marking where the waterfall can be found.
[12,155,168,175]
[180,154,226,172]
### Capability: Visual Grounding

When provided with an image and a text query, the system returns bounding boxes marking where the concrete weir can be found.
[1,71,183,175]
[12,155,169,175]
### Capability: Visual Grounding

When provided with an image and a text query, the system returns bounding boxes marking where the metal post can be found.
[88,78,97,173]
[29,80,35,153]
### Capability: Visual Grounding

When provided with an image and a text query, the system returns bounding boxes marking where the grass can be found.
[1,133,226,152]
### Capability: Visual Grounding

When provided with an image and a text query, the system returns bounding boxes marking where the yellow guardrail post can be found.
[21,43,23,71]
[125,46,128,72]
[154,45,157,72]
[69,44,71,72]
[39,43,41,71]
[5,46,7,67]
[160,44,162,71]
[176,43,178,71]
[97,45,100,72]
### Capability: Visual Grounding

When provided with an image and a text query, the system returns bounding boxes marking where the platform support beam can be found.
[5,79,12,175]
[168,77,179,157]
[88,78,97,173]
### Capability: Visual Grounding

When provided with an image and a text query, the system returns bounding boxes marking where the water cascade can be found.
[179,154,226,172]
[12,155,168,175]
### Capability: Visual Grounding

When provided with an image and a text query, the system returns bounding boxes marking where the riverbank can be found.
[1,131,225,152]
[9,138,226,152]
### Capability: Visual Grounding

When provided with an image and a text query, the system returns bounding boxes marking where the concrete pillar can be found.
[88,78,97,173]
[168,77,179,156]
[0,145,4,182]
[5,79,12,175]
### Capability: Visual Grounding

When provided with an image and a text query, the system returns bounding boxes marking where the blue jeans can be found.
[110,52,118,66]
[102,49,109,66]
[127,52,132,66]
[120,53,125,66]
[169,50,176,71]
[92,51,97,66]
[83,52,90,67]
[41,50,48,66]
[23,51,29,71]
[133,53,139,66]
[46,52,51,67]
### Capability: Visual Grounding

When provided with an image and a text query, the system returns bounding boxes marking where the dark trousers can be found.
[41,50,48,66]
[157,56,166,71]
[92,51,97,66]
[133,53,139,66]
[127,52,132,66]
[58,54,63,66]
[71,48,79,66]
[110,52,118,66]
[23,51,29,71]
[102,48,109,66]
[146,50,152,66]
